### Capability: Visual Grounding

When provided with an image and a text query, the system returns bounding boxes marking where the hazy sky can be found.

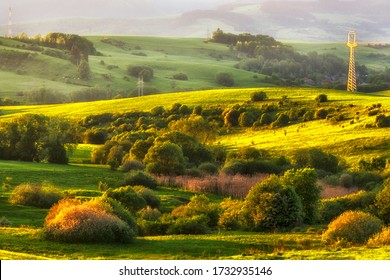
[0,0,385,23]
[0,0,388,41]
[0,0,317,22]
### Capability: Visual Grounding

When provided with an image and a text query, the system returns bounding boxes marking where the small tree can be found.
[107,145,124,171]
[78,59,91,80]
[375,181,390,224]
[224,109,240,127]
[243,175,303,231]
[251,91,267,102]
[259,113,273,126]
[144,142,186,175]
[315,94,328,103]
[282,168,321,224]
[216,72,234,87]
[271,113,289,128]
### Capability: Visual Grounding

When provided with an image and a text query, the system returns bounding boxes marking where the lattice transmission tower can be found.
[347,31,358,92]
[137,75,144,97]
[7,6,13,37]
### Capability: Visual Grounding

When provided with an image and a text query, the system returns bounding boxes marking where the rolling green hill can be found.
[1,35,390,106]
[1,87,389,167]
[289,42,390,71]
[0,36,269,103]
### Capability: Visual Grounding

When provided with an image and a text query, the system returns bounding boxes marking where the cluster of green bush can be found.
[8,183,63,208]
[319,178,390,245]
[137,168,321,236]
[0,114,78,164]
[15,169,386,244]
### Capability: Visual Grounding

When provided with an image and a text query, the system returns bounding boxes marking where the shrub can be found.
[339,173,354,188]
[224,109,240,127]
[0,216,12,227]
[293,148,339,173]
[198,162,219,175]
[103,186,147,214]
[167,215,210,235]
[99,197,137,232]
[228,146,268,161]
[251,91,267,102]
[120,160,145,172]
[367,226,390,246]
[127,65,154,81]
[44,199,135,243]
[218,198,245,230]
[133,186,161,209]
[322,210,383,244]
[171,194,220,228]
[107,145,124,171]
[150,106,165,116]
[375,114,390,128]
[137,206,162,221]
[242,175,303,231]
[374,183,390,224]
[124,171,157,189]
[215,72,234,87]
[173,73,188,80]
[315,94,328,103]
[282,168,321,224]
[319,190,377,223]
[350,171,383,189]
[315,108,329,119]
[259,113,273,126]
[239,112,256,127]
[8,183,63,208]
[144,142,186,176]
[137,218,171,236]
[271,113,289,128]
[130,138,155,162]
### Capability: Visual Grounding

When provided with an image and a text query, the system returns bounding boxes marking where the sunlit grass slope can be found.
[3,87,389,119]
[1,87,389,167]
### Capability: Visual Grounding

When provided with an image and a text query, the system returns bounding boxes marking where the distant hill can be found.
[0,0,389,41]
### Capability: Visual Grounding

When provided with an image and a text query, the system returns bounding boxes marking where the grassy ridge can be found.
[3,87,390,119]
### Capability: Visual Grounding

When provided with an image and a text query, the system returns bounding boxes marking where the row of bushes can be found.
[7,175,390,244]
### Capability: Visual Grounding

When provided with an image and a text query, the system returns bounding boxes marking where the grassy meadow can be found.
[0,35,267,102]
[1,87,389,167]
[1,87,390,260]
[1,35,390,260]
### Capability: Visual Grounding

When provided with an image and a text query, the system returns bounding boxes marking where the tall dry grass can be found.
[156,174,269,198]
[157,174,362,199]
[318,181,361,199]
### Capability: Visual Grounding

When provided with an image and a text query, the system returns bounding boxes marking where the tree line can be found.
[13,32,97,65]
[210,29,377,88]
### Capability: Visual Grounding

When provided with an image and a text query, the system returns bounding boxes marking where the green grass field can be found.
[1,87,389,167]
[1,88,390,259]
[1,35,390,261]
[1,226,389,260]
[1,157,390,260]
[0,36,268,101]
